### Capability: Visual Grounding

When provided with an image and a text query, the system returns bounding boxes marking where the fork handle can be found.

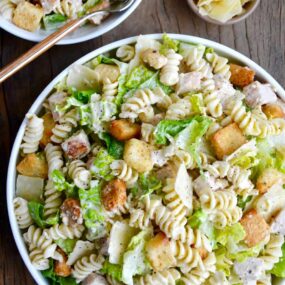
[0,17,85,84]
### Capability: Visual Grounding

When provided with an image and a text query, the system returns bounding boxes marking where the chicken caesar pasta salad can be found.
[0,0,110,32]
[14,35,285,285]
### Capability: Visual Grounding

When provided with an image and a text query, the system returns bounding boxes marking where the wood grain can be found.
[0,0,285,283]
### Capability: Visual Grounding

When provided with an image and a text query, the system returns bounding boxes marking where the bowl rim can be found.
[0,0,142,45]
[6,33,285,285]
[187,0,260,25]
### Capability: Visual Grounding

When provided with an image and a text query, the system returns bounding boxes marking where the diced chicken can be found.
[243,81,277,108]
[175,72,202,95]
[97,237,110,256]
[145,232,175,271]
[48,92,68,122]
[39,0,59,14]
[54,248,71,277]
[82,273,108,285]
[109,119,141,141]
[156,164,176,180]
[240,209,270,247]
[211,123,247,160]
[229,64,255,88]
[89,0,110,24]
[60,198,83,227]
[141,48,168,70]
[270,209,285,235]
[256,168,284,194]
[262,103,285,119]
[17,153,48,179]
[234,258,264,284]
[102,179,127,211]
[40,112,56,147]
[61,130,91,160]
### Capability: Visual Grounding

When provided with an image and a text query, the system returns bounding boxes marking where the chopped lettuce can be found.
[55,239,77,255]
[43,14,67,30]
[28,201,58,228]
[188,209,207,229]
[215,223,246,247]
[154,117,202,145]
[90,148,114,180]
[122,230,152,285]
[115,74,128,107]
[99,132,124,159]
[78,104,92,126]
[79,181,104,229]
[125,66,155,90]
[51,170,77,198]
[70,88,96,104]
[139,72,173,94]
[215,247,232,277]
[160,34,180,55]
[271,243,285,277]
[138,173,162,196]
[237,195,252,209]
[101,260,123,282]
[42,260,77,285]
[189,93,205,114]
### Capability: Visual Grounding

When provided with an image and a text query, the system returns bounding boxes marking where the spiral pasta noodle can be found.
[180,252,216,285]
[53,0,81,19]
[68,160,91,189]
[209,207,242,229]
[204,90,223,118]
[102,78,119,102]
[13,197,33,229]
[110,160,139,187]
[43,224,85,240]
[260,234,284,270]
[43,180,63,219]
[129,208,151,229]
[45,143,64,178]
[134,268,181,285]
[20,114,44,154]
[72,254,105,283]
[141,123,155,144]
[160,49,183,86]
[165,98,193,120]
[107,276,123,285]
[206,52,231,80]
[116,45,135,62]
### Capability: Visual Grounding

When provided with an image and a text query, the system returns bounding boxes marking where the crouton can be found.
[60,198,83,227]
[240,209,269,247]
[94,64,120,83]
[124,139,153,173]
[210,123,247,160]
[54,248,71,277]
[145,232,175,271]
[102,179,127,211]
[141,49,168,70]
[61,130,91,160]
[109,120,141,141]
[17,153,48,179]
[256,168,284,194]
[40,113,55,147]
[12,2,44,32]
[229,64,255,88]
[262,104,285,119]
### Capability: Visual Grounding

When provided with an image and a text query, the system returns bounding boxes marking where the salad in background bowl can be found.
[0,0,141,44]
[7,34,285,284]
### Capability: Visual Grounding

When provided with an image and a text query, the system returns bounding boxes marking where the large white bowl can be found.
[0,0,142,44]
[7,34,285,285]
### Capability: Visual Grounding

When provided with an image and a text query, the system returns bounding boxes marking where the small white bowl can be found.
[0,0,142,44]
[187,0,260,25]
[7,34,285,285]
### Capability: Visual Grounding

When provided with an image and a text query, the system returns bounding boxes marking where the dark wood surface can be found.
[0,0,284,284]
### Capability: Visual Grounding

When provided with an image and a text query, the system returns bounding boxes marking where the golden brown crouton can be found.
[16,153,48,179]
[102,179,127,211]
[40,113,55,147]
[12,2,44,32]
[240,209,270,247]
[60,198,83,226]
[145,232,175,272]
[124,139,153,173]
[256,168,284,194]
[230,64,255,88]
[262,104,285,119]
[109,120,141,141]
[210,123,247,160]
[54,248,71,277]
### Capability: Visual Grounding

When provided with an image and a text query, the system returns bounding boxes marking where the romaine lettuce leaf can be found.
[70,88,96,104]
[271,243,285,277]
[101,260,123,282]
[115,74,128,107]
[139,72,173,94]
[215,223,246,247]
[160,34,180,55]
[122,230,152,285]
[138,173,162,196]
[51,170,77,198]
[79,181,104,229]
[43,14,67,30]
[99,132,124,159]
[215,247,232,277]
[125,66,155,90]
[90,148,114,180]
[189,93,205,114]
[188,208,207,229]
[55,239,77,255]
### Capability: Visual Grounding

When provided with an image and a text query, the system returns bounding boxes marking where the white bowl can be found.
[7,34,285,285]
[0,0,142,44]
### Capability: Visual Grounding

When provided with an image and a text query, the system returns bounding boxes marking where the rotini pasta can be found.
[45,143,64,178]
[43,224,85,240]
[13,197,33,229]
[116,45,135,62]
[102,78,119,102]
[206,52,231,80]
[68,160,91,189]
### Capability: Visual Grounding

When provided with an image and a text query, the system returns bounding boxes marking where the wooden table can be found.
[0,0,284,283]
